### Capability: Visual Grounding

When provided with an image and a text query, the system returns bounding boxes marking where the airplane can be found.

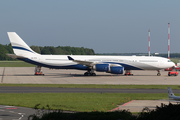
[6,32,175,76]
[167,87,180,101]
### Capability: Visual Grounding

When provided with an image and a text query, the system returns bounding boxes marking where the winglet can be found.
[68,56,74,60]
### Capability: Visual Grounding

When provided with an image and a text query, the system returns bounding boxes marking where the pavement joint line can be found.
[122,100,135,106]
[109,100,135,112]
[1,67,5,83]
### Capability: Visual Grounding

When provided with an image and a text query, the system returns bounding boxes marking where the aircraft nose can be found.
[172,62,176,67]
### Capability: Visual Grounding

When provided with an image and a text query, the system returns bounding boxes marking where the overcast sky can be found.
[0,0,180,53]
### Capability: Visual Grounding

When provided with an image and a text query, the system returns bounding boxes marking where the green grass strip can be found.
[0,61,35,67]
[0,93,175,112]
[0,84,180,89]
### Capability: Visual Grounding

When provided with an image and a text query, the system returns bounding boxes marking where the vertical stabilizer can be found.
[7,32,38,56]
[167,87,175,98]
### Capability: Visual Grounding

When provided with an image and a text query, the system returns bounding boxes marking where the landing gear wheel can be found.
[84,70,96,76]
[124,70,133,76]
[157,73,161,76]
[91,73,96,76]
[157,70,161,76]
[34,66,44,75]
[84,72,90,76]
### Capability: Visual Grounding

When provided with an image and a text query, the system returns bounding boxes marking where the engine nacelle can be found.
[110,66,124,74]
[94,64,109,72]
[93,64,124,74]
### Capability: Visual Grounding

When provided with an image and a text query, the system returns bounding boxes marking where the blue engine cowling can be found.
[94,64,124,74]
[95,64,109,72]
[110,66,124,74]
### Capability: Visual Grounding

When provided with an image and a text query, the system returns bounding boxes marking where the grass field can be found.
[1,84,180,89]
[0,93,174,112]
[171,58,180,64]
[0,61,35,67]
[0,60,180,112]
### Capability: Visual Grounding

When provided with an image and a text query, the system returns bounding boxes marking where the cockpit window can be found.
[168,60,172,62]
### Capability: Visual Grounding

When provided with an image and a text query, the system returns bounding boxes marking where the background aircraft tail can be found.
[168,87,175,98]
[7,32,39,56]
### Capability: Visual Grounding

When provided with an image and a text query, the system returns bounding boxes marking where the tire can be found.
[91,73,96,76]
[157,73,161,76]
[84,72,89,76]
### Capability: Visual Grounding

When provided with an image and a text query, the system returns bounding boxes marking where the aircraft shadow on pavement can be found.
[2,73,161,77]
[49,73,159,78]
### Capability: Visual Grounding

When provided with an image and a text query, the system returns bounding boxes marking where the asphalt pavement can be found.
[0,105,35,120]
[0,86,180,93]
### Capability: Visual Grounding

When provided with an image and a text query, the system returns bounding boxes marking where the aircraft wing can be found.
[160,99,180,103]
[6,54,27,59]
[67,56,96,67]
[168,100,180,103]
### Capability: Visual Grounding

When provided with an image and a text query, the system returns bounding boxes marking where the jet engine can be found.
[93,64,124,74]
[110,66,124,74]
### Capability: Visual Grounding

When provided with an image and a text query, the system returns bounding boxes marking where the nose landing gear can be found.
[157,70,161,76]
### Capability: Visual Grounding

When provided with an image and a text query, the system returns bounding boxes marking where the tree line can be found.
[1,43,180,61]
[97,53,180,58]
[0,44,95,60]
[30,45,95,55]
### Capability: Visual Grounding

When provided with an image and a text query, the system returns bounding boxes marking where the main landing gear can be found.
[157,70,161,76]
[34,66,44,75]
[84,70,96,76]
[124,70,133,76]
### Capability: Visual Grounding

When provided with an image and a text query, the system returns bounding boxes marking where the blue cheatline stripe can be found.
[18,58,142,70]
[18,58,89,70]
[12,46,34,54]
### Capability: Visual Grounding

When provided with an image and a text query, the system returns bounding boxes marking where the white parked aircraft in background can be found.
[7,32,175,76]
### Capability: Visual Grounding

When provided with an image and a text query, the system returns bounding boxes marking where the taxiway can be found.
[0,67,180,85]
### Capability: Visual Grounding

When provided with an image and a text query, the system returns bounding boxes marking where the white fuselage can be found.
[19,54,175,71]
[7,32,175,73]
[169,96,180,101]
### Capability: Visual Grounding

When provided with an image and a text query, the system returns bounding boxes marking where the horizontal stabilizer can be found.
[6,54,27,59]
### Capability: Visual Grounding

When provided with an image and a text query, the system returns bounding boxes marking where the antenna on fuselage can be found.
[168,23,170,59]
[148,29,150,56]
